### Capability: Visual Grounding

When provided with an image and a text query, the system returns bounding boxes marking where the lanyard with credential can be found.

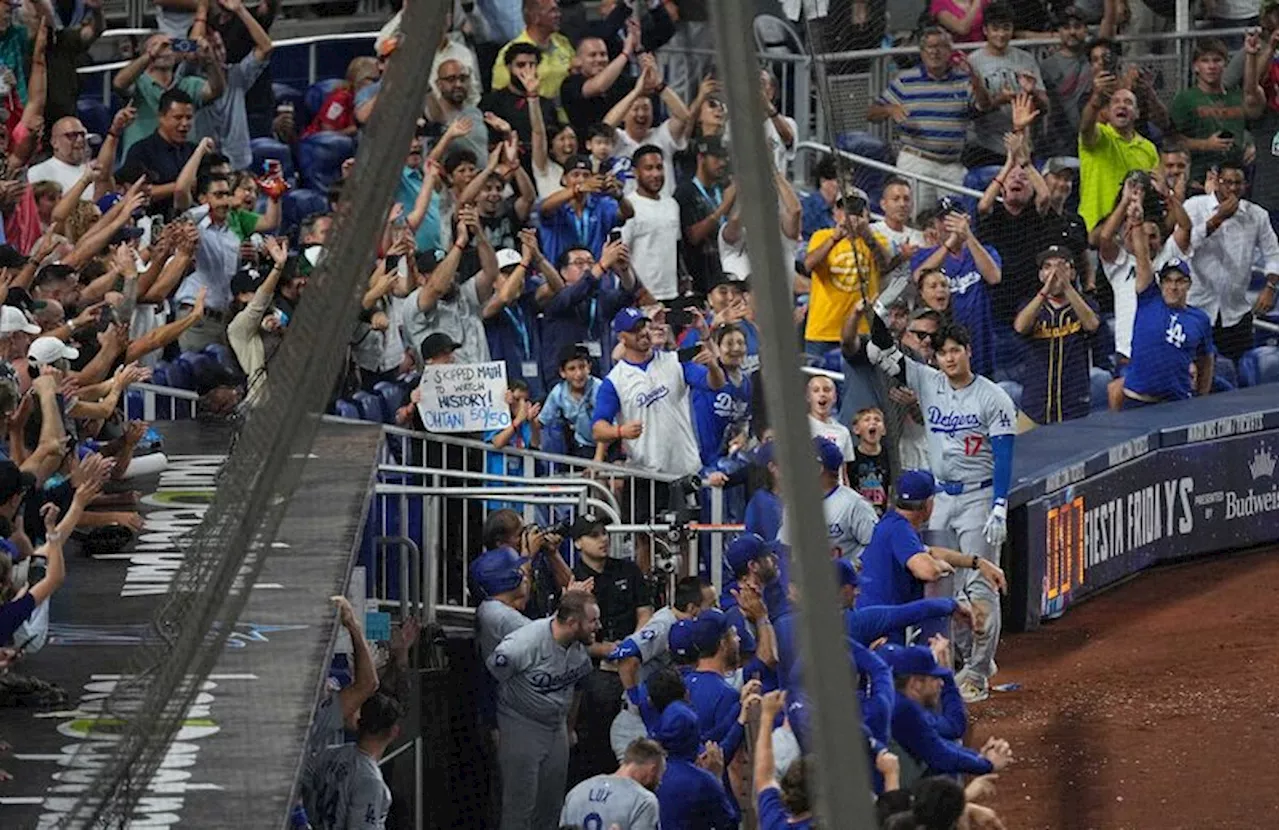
[504,304,531,358]
[571,202,592,246]
[693,178,724,226]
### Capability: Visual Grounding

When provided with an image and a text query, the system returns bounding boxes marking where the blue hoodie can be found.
[652,703,738,830]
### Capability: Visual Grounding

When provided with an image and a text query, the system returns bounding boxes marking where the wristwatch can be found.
[971,555,980,570]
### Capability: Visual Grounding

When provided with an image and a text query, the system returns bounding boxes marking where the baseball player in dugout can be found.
[867,312,1015,703]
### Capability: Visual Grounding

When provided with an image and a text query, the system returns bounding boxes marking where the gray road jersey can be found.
[777,484,879,564]
[905,358,1017,484]
[628,605,677,685]
[302,744,391,830]
[487,617,592,725]
[477,598,535,664]
[560,774,660,830]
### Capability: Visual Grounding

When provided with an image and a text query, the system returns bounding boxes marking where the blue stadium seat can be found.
[281,188,330,236]
[1089,366,1112,412]
[297,133,355,193]
[835,131,892,209]
[353,391,386,423]
[250,137,296,182]
[334,399,361,419]
[76,97,111,138]
[1238,345,1279,387]
[149,364,170,388]
[998,379,1023,410]
[273,82,305,114]
[203,342,239,372]
[961,165,1003,214]
[165,358,193,390]
[304,78,346,122]
[1214,354,1238,389]
[177,352,212,390]
[374,381,406,422]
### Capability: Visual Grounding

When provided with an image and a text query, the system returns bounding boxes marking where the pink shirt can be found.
[930,0,985,42]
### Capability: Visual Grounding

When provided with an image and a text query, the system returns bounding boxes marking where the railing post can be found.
[709,485,725,597]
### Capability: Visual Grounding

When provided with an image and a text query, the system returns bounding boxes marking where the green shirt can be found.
[120,72,207,157]
[1079,122,1159,230]
[1171,86,1251,185]
[227,208,259,240]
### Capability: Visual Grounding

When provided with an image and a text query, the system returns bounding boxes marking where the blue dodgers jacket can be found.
[652,702,738,829]
[891,691,994,777]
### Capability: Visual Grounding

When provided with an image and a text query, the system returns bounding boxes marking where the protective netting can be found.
[54,5,446,827]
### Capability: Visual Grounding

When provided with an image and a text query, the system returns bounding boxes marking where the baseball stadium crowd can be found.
[0,0,1270,827]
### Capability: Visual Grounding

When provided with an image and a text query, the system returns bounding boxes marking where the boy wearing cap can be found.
[538,344,602,458]
[1121,215,1215,407]
[1013,245,1101,423]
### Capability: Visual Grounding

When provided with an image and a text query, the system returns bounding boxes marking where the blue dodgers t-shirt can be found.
[857,509,930,608]
[0,593,36,645]
[690,371,751,466]
[911,244,1001,377]
[1124,282,1216,401]
[758,786,812,830]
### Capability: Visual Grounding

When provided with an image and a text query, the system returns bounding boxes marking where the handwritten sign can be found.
[417,361,512,433]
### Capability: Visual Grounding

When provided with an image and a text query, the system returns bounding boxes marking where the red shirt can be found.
[303,87,354,137]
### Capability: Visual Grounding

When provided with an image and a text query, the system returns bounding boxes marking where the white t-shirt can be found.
[723,115,799,175]
[613,122,687,199]
[1101,235,1190,358]
[871,220,927,307]
[534,159,565,200]
[27,157,94,200]
[622,192,682,301]
[601,351,702,476]
[717,221,799,282]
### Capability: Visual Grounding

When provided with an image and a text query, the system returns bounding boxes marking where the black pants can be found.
[1213,315,1255,363]
[567,668,623,787]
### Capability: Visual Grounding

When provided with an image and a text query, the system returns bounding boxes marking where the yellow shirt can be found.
[1078,122,1158,230]
[491,30,575,101]
[804,229,881,343]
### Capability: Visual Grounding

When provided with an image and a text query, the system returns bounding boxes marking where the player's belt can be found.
[937,478,993,496]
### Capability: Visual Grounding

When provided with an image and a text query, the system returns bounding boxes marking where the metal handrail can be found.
[378,462,621,517]
[372,482,622,525]
[795,139,987,200]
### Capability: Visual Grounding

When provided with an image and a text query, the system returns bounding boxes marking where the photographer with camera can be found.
[481,508,574,620]
[567,512,655,784]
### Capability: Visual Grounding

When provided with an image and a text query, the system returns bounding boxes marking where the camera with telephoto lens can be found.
[536,519,571,539]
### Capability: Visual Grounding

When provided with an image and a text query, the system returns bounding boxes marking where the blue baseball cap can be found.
[468,546,527,598]
[611,307,650,335]
[897,469,936,502]
[814,437,844,472]
[754,440,776,467]
[669,618,699,661]
[879,644,949,678]
[725,533,768,577]
[834,557,867,588]
[1160,258,1192,280]
[690,608,732,655]
[96,192,123,214]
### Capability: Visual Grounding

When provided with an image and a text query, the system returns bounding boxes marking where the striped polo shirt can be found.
[878,66,975,163]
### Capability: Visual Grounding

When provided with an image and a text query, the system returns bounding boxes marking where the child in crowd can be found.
[805,374,853,483]
[849,406,891,515]
[484,378,541,510]
[538,344,601,459]
[585,121,619,176]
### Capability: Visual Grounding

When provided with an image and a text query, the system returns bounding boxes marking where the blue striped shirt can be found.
[879,66,974,162]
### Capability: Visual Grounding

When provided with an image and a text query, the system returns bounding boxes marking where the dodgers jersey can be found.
[596,350,704,476]
[560,774,660,830]
[1124,282,1215,401]
[624,605,678,685]
[905,358,1017,484]
[477,598,533,664]
[301,743,391,830]
[487,617,592,725]
[776,484,879,563]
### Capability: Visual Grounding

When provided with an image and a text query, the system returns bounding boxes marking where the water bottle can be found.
[289,804,313,830]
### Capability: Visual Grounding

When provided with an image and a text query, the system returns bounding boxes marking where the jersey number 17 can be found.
[963,435,984,456]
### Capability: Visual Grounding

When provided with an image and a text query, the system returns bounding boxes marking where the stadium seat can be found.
[76,97,111,139]
[149,363,170,388]
[998,380,1023,410]
[334,399,360,419]
[304,78,346,122]
[273,82,305,114]
[1214,354,1238,389]
[961,165,1003,214]
[353,391,386,423]
[250,137,296,182]
[165,358,193,390]
[281,188,330,236]
[1238,345,1279,387]
[177,352,213,390]
[834,131,892,209]
[297,133,355,193]
[203,342,237,371]
[1089,367,1112,412]
[374,381,406,422]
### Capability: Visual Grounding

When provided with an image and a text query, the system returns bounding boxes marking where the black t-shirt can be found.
[573,555,651,645]
[561,72,630,134]
[479,88,561,164]
[482,202,524,253]
[120,134,196,220]
[848,446,891,517]
[978,202,1049,323]
[674,178,725,294]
